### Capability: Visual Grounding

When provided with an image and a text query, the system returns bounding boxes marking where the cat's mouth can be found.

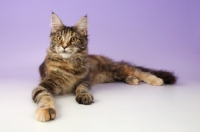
[62,50,72,54]
[62,49,70,53]
[61,50,73,55]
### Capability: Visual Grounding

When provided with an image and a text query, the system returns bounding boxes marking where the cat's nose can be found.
[62,45,67,49]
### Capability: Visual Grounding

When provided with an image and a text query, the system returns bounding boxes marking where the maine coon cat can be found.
[32,13,177,122]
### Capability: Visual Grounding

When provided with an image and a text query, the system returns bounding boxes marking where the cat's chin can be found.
[59,53,72,59]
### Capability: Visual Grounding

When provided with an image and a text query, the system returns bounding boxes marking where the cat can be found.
[32,13,177,122]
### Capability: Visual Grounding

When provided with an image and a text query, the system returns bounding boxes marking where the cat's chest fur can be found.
[42,53,89,94]
[47,54,88,74]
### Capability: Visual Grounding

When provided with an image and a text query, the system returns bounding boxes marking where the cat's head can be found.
[49,13,88,59]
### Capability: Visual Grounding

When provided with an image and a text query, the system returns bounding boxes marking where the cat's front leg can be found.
[75,81,93,105]
[32,86,56,122]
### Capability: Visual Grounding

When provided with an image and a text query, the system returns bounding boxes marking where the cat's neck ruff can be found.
[47,49,73,59]
[59,53,72,59]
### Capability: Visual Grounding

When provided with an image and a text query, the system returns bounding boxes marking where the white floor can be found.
[0,77,200,132]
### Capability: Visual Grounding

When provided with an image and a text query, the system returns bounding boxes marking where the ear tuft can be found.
[75,16,88,36]
[51,13,63,33]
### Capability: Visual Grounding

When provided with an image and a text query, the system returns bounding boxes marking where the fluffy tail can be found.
[135,66,177,84]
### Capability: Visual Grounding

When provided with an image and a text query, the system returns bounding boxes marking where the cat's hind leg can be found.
[125,76,140,85]
[128,69,164,86]
[112,61,164,86]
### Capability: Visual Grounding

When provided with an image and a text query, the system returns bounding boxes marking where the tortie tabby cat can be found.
[32,13,177,122]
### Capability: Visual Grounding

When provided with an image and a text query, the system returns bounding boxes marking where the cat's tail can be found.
[135,66,177,85]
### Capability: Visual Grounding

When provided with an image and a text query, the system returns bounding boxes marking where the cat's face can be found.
[49,13,88,59]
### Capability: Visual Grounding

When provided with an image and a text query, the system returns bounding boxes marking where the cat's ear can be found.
[75,16,88,36]
[51,13,64,33]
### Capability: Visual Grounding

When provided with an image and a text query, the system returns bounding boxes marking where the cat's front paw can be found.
[76,92,94,105]
[35,106,56,122]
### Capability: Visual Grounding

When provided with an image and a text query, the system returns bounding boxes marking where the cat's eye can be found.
[70,37,77,43]
[57,36,62,40]
[57,37,60,40]
[57,36,63,43]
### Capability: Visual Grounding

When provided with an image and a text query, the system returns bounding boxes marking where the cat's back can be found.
[87,54,115,84]
[87,54,114,69]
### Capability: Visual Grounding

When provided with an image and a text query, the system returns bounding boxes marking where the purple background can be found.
[1,0,200,81]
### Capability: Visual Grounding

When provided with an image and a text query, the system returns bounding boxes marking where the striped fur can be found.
[32,13,177,122]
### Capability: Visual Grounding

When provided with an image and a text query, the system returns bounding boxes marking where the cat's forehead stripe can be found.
[65,29,73,42]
